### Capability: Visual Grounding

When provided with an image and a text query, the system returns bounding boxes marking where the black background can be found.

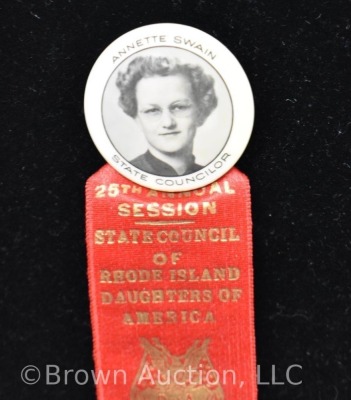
[1,1,350,399]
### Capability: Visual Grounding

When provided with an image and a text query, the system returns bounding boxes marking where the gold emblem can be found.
[131,338,224,399]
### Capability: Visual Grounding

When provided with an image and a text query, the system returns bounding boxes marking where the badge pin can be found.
[85,23,254,190]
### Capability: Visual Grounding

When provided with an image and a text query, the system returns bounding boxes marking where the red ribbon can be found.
[86,164,256,399]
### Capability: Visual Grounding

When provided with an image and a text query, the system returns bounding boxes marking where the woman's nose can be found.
[161,110,176,129]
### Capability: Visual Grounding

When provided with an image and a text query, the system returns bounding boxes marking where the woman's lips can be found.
[159,131,181,136]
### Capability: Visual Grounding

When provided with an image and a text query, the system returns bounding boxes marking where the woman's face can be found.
[135,74,198,155]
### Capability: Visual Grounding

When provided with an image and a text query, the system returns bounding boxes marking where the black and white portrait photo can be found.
[102,47,233,177]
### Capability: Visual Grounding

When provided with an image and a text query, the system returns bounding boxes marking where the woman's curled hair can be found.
[116,56,218,126]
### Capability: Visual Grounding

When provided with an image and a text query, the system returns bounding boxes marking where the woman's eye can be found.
[172,103,192,112]
[143,108,161,115]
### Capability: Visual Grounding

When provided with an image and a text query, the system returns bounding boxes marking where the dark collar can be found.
[143,151,201,177]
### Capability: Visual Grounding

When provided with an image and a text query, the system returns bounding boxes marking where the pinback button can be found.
[84,23,254,192]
